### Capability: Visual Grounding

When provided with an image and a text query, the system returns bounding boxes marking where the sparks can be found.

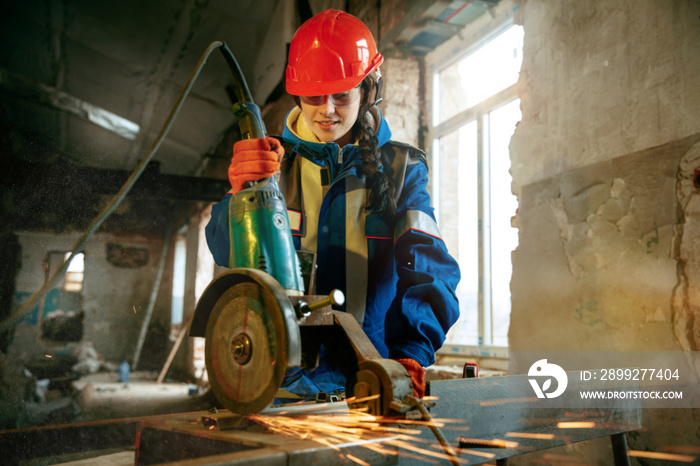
[246,405,470,465]
[557,421,596,429]
[628,450,696,462]
[385,439,470,464]
[506,432,555,440]
[454,447,496,459]
[345,453,370,465]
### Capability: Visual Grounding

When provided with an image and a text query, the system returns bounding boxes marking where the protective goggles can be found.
[299,86,361,106]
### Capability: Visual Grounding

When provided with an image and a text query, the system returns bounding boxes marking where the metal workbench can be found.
[1,374,642,465]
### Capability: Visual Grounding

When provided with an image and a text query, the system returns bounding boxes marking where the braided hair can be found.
[353,75,396,216]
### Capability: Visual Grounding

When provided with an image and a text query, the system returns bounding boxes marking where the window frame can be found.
[63,251,85,293]
[426,8,521,360]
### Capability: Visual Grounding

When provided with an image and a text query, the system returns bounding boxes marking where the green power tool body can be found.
[224,50,304,292]
[226,136,304,293]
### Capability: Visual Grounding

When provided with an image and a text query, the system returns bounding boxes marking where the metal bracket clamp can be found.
[287,301,415,417]
[350,358,413,416]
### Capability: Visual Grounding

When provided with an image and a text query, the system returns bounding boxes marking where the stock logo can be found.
[528,359,568,398]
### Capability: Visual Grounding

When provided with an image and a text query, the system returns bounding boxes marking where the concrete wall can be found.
[12,230,173,368]
[511,0,700,194]
[509,0,700,462]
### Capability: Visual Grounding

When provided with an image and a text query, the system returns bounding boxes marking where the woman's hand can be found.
[396,357,426,398]
[229,137,285,194]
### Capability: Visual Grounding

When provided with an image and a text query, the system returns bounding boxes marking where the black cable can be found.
[0,41,226,334]
[218,43,253,103]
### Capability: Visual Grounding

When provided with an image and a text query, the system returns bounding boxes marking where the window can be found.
[63,252,85,292]
[193,205,217,382]
[170,206,216,382]
[40,251,84,323]
[171,235,187,327]
[44,251,84,294]
[428,19,523,357]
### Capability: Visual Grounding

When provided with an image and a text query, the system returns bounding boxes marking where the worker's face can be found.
[299,86,362,147]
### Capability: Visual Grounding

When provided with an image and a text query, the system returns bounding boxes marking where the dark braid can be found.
[354,77,396,216]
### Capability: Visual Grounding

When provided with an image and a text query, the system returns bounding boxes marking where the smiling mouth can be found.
[316,120,339,129]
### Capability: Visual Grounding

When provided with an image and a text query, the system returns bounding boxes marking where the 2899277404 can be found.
[580,368,680,381]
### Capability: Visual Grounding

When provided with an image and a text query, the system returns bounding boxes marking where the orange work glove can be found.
[396,358,426,399]
[228,137,285,195]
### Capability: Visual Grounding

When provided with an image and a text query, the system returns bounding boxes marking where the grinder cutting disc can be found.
[204,270,298,414]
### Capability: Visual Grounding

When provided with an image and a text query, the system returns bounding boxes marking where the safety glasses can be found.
[299,86,361,106]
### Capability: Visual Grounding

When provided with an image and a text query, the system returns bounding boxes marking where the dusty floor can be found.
[13,371,215,466]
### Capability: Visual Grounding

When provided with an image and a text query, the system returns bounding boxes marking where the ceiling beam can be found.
[0,69,140,140]
[3,159,229,202]
[379,0,500,57]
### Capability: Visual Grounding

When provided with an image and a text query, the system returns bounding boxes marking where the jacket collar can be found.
[282,106,392,155]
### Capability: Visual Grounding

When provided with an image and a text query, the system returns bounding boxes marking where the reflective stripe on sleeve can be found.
[394,210,443,242]
[300,157,323,253]
[287,209,302,233]
[345,177,368,326]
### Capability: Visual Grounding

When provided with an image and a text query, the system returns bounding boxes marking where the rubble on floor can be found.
[0,342,213,430]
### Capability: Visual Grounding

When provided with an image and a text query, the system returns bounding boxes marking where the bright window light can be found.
[171,237,186,326]
[431,21,523,355]
[437,24,523,124]
[63,252,84,292]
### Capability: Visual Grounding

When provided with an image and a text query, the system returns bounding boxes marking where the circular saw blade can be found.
[205,278,289,414]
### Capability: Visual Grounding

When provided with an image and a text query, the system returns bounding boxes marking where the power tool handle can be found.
[219,43,273,187]
[232,101,266,140]
[232,101,270,188]
[218,43,267,139]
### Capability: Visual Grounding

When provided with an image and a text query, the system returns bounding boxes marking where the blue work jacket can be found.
[205,108,460,396]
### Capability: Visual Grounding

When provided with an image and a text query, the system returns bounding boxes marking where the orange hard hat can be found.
[286,9,383,96]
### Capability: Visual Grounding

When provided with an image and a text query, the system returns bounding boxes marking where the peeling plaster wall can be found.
[673,141,700,353]
[510,0,700,359]
[12,231,173,365]
[509,0,700,462]
[512,134,700,352]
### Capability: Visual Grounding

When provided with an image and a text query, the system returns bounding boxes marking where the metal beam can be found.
[380,0,451,53]
[0,69,140,140]
[379,1,500,57]
[2,159,229,202]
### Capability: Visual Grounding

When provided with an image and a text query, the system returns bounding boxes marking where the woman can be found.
[206,9,460,399]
